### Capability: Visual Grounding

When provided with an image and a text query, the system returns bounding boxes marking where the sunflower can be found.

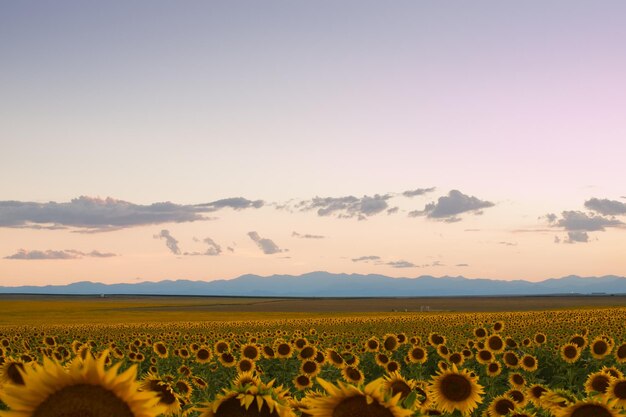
[585,371,613,395]
[486,335,505,354]
[214,340,230,354]
[436,344,450,359]
[605,377,626,409]
[615,343,626,363]
[385,361,401,374]
[554,398,620,417]
[307,377,413,417]
[493,321,505,332]
[218,352,236,367]
[0,358,27,386]
[486,361,502,377]
[429,333,446,346]
[474,327,487,339]
[300,360,321,376]
[590,336,613,360]
[488,395,516,417]
[383,334,399,352]
[199,379,295,417]
[476,349,494,365]
[569,334,588,349]
[325,349,345,368]
[382,372,416,402]
[542,389,577,411]
[241,343,261,361]
[294,374,314,391]
[233,371,261,388]
[262,345,276,359]
[502,351,519,369]
[195,346,212,364]
[519,354,538,372]
[534,333,547,345]
[0,351,163,417]
[341,366,364,385]
[299,346,317,361]
[275,341,293,359]
[560,343,581,363]
[526,384,549,407]
[505,388,527,407]
[174,379,193,400]
[509,373,526,388]
[236,358,256,373]
[449,352,464,366]
[365,337,380,352]
[428,364,484,416]
[142,372,182,415]
[407,346,427,364]
[153,342,168,359]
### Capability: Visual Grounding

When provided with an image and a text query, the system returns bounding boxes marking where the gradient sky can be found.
[2,1,626,286]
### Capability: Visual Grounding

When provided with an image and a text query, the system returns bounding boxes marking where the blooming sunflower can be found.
[307,377,413,417]
[560,343,582,363]
[199,379,295,417]
[590,336,613,360]
[428,364,484,416]
[605,377,626,409]
[615,343,626,364]
[0,351,163,417]
[407,346,427,364]
[488,395,516,417]
[585,371,613,396]
[554,398,620,417]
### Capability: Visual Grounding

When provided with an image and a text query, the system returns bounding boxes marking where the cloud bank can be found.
[4,249,117,260]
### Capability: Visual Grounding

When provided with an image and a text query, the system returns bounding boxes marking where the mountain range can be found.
[1,272,625,297]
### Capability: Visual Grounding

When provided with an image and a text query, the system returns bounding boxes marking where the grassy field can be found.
[1,293,624,325]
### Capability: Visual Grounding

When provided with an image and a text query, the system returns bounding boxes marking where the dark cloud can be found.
[154,229,181,255]
[196,197,264,212]
[248,231,285,254]
[184,237,222,256]
[565,231,589,244]
[386,260,417,268]
[351,255,381,263]
[292,231,326,239]
[547,210,623,231]
[4,249,117,260]
[296,194,392,219]
[584,198,626,216]
[402,187,436,198]
[387,207,399,215]
[409,190,494,222]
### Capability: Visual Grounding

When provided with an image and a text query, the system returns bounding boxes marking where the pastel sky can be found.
[2,1,626,286]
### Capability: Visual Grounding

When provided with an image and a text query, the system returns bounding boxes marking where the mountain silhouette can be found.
[1,272,625,296]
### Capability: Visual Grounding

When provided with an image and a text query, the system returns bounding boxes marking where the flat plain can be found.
[1,293,625,325]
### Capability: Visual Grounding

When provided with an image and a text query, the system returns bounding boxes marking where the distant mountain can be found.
[1,272,625,297]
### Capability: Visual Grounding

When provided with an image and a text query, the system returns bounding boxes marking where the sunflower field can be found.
[0,307,625,417]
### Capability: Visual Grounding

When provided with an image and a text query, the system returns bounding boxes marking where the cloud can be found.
[546,211,623,231]
[0,196,213,230]
[565,231,589,244]
[296,194,392,219]
[184,237,222,256]
[196,197,264,212]
[4,249,117,260]
[498,241,517,246]
[351,255,381,263]
[154,229,181,255]
[247,231,285,254]
[456,263,469,267]
[584,198,626,216]
[402,187,436,198]
[409,190,494,221]
[386,260,417,268]
[387,207,399,215]
[292,231,326,239]
[0,195,267,231]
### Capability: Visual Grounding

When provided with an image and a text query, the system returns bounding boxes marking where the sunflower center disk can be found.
[441,374,472,402]
[215,397,279,417]
[570,404,613,417]
[33,384,134,417]
[332,396,394,417]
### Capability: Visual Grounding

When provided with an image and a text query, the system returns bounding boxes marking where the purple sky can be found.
[1,1,625,285]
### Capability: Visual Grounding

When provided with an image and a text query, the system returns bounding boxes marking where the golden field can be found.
[0,297,624,417]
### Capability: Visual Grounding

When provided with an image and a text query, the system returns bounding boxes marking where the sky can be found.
[1,1,626,286]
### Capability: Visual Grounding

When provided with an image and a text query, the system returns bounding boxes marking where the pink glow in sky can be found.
[1,2,625,285]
